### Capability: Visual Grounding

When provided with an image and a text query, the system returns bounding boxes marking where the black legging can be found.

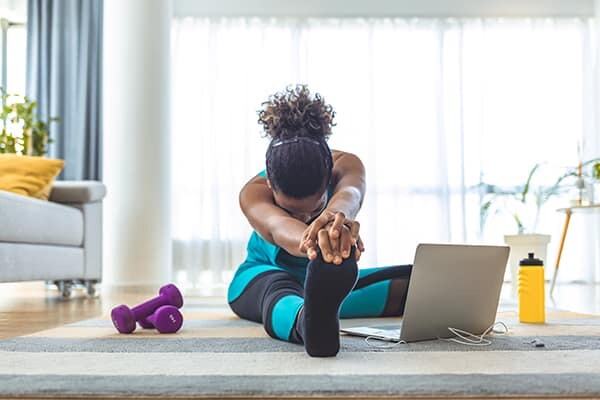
[228,264,412,342]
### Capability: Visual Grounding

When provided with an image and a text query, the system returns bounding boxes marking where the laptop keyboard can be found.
[369,324,401,337]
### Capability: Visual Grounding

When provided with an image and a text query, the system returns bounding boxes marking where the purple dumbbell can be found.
[139,305,184,333]
[111,283,183,334]
[137,316,155,329]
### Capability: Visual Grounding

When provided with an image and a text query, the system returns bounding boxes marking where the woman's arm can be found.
[326,151,366,219]
[239,175,308,258]
[300,151,367,262]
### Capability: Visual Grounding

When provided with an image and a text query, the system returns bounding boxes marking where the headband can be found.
[270,135,332,158]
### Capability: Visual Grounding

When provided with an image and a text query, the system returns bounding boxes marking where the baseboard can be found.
[101,282,171,293]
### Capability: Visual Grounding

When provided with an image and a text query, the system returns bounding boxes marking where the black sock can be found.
[296,246,358,357]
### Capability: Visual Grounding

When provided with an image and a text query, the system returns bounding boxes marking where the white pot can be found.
[593,182,600,204]
[503,233,551,298]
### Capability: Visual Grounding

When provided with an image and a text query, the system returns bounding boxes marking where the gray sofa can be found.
[0,181,106,297]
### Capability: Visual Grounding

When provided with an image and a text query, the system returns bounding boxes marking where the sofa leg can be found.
[55,280,74,299]
[84,280,101,297]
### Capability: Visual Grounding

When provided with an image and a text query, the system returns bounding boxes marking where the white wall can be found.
[103,0,172,286]
[174,0,594,18]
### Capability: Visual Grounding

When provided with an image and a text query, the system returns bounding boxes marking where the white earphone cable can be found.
[364,336,407,348]
[363,321,509,348]
[439,321,509,346]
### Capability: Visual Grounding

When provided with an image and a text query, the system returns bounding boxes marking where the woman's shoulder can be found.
[331,149,345,162]
[329,150,365,187]
[331,149,362,164]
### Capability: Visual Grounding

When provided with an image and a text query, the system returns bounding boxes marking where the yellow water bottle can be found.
[518,252,545,323]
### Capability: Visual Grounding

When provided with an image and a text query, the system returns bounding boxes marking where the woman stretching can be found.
[227,85,412,357]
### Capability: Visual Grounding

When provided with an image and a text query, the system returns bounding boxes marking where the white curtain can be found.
[585,0,600,283]
[171,17,596,292]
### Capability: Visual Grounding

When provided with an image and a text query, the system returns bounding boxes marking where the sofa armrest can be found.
[49,180,106,281]
[49,181,107,204]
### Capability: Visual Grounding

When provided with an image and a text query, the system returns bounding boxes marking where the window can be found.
[171,17,595,290]
[0,15,27,94]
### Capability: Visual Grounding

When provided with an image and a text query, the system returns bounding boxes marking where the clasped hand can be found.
[299,210,365,264]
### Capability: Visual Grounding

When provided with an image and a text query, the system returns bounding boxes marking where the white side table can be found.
[550,204,600,296]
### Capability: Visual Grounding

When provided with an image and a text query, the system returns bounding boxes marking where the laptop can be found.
[341,243,510,342]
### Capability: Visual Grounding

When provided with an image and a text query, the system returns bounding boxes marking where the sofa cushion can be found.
[0,242,84,282]
[0,189,83,246]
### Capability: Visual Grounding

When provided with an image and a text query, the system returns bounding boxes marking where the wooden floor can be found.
[1,281,600,400]
[0,282,157,339]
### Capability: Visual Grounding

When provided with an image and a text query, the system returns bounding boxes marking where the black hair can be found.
[258,84,335,199]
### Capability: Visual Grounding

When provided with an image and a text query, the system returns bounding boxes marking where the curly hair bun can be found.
[258,84,335,139]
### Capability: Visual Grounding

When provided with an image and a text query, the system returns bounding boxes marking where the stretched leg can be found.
[296,248,359,357]
[228,264,304,343]
[228,251,359,357]
[340,264,412,318]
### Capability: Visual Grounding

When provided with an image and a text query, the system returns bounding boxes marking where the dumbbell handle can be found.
[131,295,170,320]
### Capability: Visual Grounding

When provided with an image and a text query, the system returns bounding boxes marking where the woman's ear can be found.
[266,178,272,190]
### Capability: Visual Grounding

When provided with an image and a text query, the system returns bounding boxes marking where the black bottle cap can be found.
[520,252,544,266]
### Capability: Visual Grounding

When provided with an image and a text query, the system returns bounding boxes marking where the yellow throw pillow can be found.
[0,154,65,200]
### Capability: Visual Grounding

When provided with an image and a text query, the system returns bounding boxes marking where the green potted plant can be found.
[0,87,57,156]
[477,158,599,293]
